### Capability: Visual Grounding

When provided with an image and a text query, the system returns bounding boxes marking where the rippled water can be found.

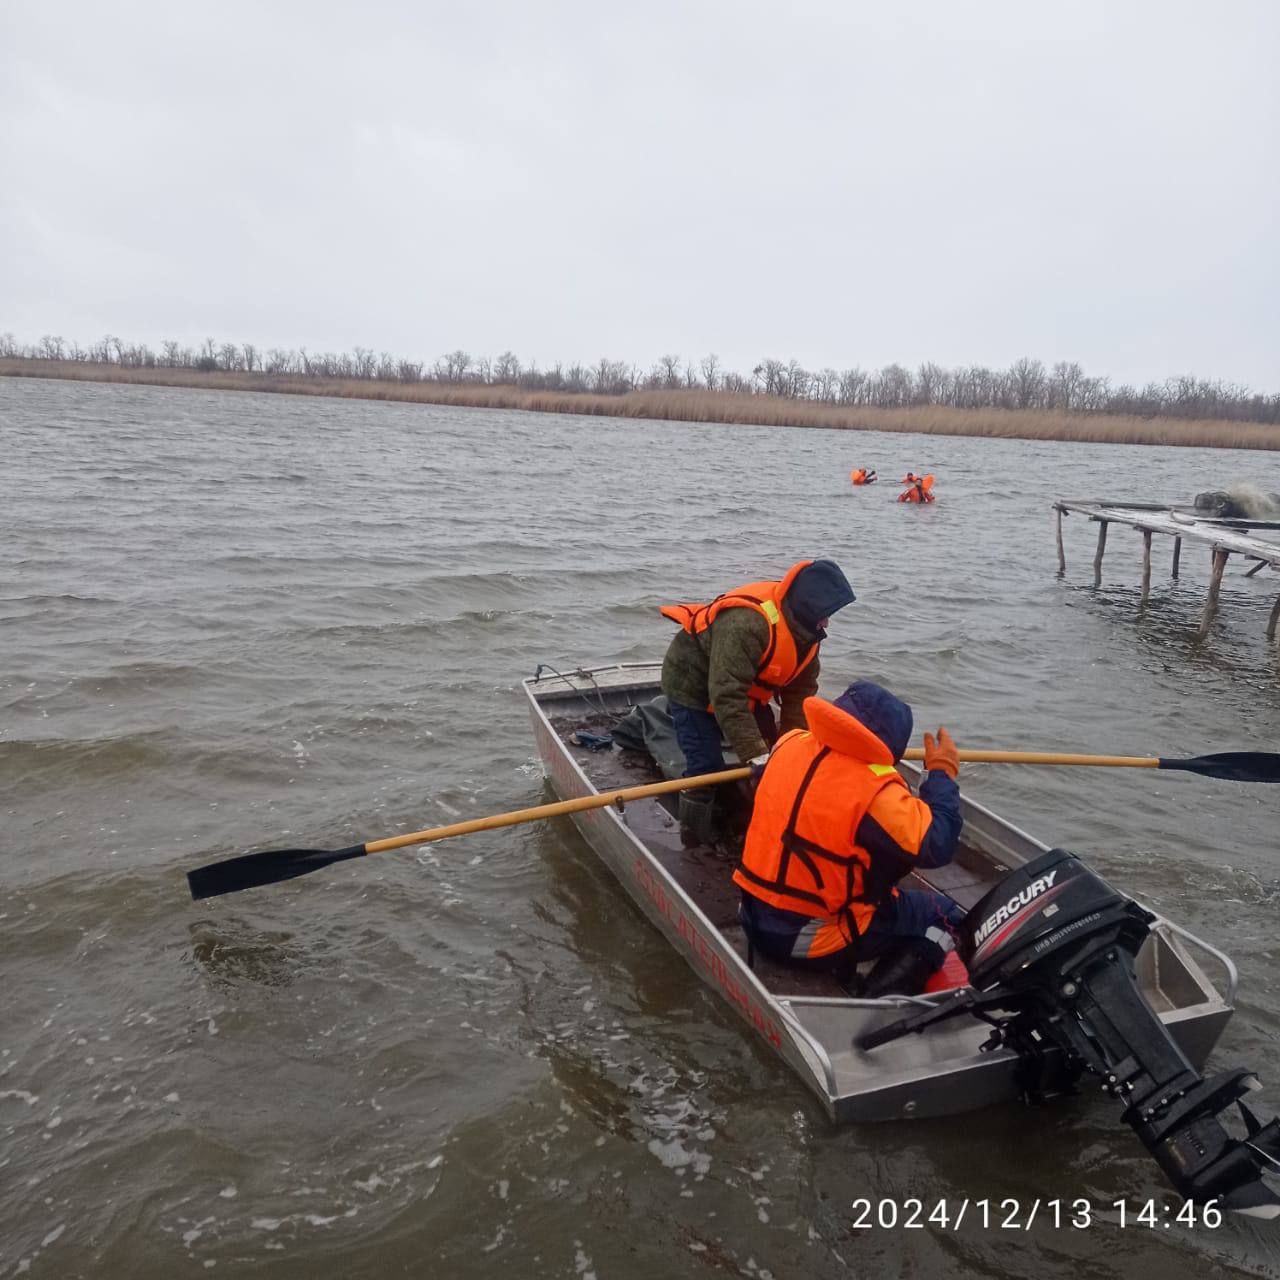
[3,376,1279,1278]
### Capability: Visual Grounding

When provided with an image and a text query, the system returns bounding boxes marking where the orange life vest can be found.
[733,698,916,951]
[660,560,819,707]
[851,469,867,485]
[898,474,935,503]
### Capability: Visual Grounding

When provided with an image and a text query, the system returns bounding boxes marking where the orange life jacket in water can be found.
[734,698,914,952]
[660,560,820,707]
[898,474,935,503]
[851,469,869,485]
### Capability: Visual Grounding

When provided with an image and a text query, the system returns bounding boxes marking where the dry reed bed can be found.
[4,359,1278,451]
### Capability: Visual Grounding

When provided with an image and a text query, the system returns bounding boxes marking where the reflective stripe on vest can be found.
[733,730,912,943]
[659,561,817,707]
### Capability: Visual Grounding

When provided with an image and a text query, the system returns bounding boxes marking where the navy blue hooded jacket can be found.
[832,681,962,870]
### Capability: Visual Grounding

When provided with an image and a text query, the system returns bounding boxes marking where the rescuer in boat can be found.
[850,468,877,485]
[660,559,856,843]
[734,681,964,996]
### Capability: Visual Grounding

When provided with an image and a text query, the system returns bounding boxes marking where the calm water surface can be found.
[2,377,1280,1278]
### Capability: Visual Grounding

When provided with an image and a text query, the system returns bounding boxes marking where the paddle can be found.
[187,747,1279,901]
[186,766,752,900]
[901,747,1280,783]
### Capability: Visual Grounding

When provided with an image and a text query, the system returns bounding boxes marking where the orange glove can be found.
[923,727,959,779]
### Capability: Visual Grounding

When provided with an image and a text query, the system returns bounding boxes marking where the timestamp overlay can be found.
[850,1198,1225,1231]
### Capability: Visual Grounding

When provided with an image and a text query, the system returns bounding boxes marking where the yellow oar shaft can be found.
[903,749,1160,768]
[364,766,751,854]
[366,750,1163,857]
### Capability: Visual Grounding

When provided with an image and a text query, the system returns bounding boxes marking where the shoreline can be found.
[4,358,1278,451]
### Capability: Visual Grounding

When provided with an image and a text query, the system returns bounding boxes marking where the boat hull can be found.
[525,664,1237,1122]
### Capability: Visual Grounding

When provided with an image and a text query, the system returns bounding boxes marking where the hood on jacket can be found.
[831,681,913,762]
[785,559,855,633]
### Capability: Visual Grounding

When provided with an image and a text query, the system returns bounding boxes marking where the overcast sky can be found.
[2,0,1277,389]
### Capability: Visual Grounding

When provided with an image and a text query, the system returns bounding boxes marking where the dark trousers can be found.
[670,701,777,776]
[739,888,966,977]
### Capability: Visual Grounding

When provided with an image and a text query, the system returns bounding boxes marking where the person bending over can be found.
[660,559,856,842]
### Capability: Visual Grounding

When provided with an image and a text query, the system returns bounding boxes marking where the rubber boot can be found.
[678,789,716,847]
[862,936,948,998]
[714,778,756,840]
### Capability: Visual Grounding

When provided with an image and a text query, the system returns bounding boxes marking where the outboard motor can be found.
[859,850,1280,1217]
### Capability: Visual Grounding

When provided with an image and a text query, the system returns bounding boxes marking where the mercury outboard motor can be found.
[859,850,1280,1217]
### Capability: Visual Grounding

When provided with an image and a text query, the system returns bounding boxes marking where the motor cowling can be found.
[858,850,1280,1216]
[960,848,1151,991]
[961,850,1280,1217]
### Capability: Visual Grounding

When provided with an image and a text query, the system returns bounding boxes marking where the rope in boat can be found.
[532,663,624,724]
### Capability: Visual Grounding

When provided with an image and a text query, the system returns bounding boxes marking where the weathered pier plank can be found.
[1053,499,1280,643]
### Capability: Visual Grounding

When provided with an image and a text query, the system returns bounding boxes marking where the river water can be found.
[2,376,1279,1278]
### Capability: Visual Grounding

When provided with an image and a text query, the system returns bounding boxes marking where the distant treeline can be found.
[3,330,1278,425]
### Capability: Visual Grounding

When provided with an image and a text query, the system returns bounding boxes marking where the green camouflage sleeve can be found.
[706,611,770,763]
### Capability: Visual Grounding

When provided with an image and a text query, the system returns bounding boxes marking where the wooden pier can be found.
[1053,499,1280,640]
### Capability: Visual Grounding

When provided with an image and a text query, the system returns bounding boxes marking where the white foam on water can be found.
[647,1137,712,1177]
[0,1090,38,1106]
[219,1186,237,1199]
[42,1225,65,1247]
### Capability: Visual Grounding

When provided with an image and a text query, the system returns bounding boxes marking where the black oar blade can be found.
[187,844,366,900]
[1158,752,1280,784]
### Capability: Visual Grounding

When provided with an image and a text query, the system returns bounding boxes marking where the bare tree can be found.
[1009,356,1046,410]
[657,353,682,389]
[591,357,631,395]
[838,367,867,405]
[700,353,720,392]
[1049,361,1083,411]
[493,350,520,384]
[915,362,946,405]
[436,349,472,382]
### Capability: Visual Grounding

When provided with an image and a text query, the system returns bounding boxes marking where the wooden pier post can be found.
[1198,547,1229,639]
[1141,529,1152,603]
[1055,506,1066,577]
[1245,558,1268,578]
[1093,520,1109,587]
[1171,536,1182,580]
[1268,594,1280,642]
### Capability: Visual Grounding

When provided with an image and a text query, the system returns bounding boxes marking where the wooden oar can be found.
[187,766,752,900]
[187,748,1280,901]
[904,748,1280,783]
